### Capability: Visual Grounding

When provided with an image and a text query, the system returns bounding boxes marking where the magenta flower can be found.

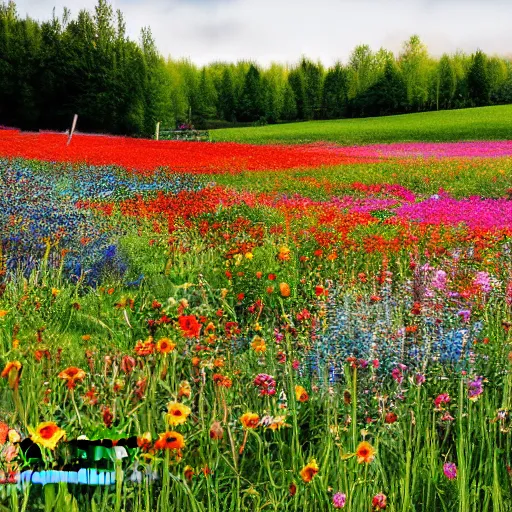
[253,374,276,396]
[443,462,457,480]
[391,367,403,384]
[332,492,346,508]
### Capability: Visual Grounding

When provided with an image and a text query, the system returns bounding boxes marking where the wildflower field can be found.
[1,129,512,512]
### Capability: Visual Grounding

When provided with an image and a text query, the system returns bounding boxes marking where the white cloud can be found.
[13,0,512,66]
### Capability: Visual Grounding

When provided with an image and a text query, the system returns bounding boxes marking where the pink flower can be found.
[332,492,346,508]
[443,462,457,480]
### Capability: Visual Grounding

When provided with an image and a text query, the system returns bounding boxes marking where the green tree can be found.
[287,66,305,119]
[194,67,217,127]
[218,67,237,122]
[436,54,457,110]
[280,81,297,121]
[399,35,432,111]
[237,64,264,122]
[467,49,490,106]
[322,63,349,119]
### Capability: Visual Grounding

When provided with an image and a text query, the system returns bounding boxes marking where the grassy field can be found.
[211,104,512,145]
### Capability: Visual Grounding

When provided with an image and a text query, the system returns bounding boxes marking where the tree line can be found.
[2,0,512,137]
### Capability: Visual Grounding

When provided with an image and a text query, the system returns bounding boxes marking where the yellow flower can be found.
[29,422,66,450]
[51,288,60,297]
[8,429,21,443]
[156,337,176,354]
[295,385,309,402]
[166,402,191,426]
[245,252,253,260]
[300,459,319,482]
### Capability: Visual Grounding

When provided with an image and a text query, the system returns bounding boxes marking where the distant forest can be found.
[2,0,512,137]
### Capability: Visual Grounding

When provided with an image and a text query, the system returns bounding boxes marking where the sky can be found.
[12,0,512,67]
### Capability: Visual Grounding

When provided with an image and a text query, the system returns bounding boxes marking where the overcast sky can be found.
[12,0,512,67]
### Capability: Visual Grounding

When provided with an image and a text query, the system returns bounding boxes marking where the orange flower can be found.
[58,367,86,390]
[29,422,66,450]
[240,412,260,429]
[178,380,192,399]
[213,373,233,388]
[134,338,155,356]
[0,310,8,318]
[251,335,266,353]
[1,361,22,390]
[156,337,176,354]
[154,431,185,451]
[82,334,91,341]
[213,357,224,368]
[278,246,291,261]
[295,385,309,402]
[356,441,376,464]
[0,422,8,445]
[279,282,291,297]
[166,402,191,426]
[300,459,319,482]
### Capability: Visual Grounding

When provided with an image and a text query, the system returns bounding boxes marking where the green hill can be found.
[211,105,512,145]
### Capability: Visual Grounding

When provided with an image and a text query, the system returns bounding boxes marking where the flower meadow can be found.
[1,133,512,512]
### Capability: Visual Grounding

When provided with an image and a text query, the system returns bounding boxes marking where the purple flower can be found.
[458,310,471,323]
[332,492,346,508]
[468,376,484,401]
[443,462,457,480]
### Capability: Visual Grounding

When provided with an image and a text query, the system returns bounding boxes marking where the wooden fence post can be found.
[67,114,78,146]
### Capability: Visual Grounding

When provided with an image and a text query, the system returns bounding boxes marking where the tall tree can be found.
[218,67,237,122]
[287,66,305,119]
[237,64,263,122]
[399,35,431,111]
[436,54,457,110]
[322,63,349,119]
[467,49,490,107]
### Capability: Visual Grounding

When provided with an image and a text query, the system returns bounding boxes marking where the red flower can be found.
[179,315,202,338]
